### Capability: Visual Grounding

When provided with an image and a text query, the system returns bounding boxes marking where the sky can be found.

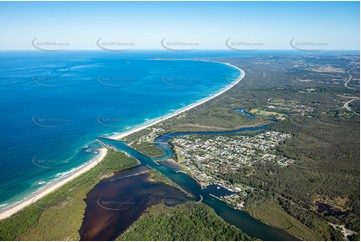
[0,1,359,50]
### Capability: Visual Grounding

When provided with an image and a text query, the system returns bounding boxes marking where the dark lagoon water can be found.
[93,124,298,241]
[315,202,351,217]
[79,165,189,240]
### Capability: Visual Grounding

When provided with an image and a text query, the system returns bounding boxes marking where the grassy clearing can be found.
[245,201,322,240]
[250,108,287,120]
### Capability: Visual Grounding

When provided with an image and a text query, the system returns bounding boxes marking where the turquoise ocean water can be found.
[0,51,241,209]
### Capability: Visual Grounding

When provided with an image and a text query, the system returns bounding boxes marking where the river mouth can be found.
[79,166,188,241]
[80,124,299,241]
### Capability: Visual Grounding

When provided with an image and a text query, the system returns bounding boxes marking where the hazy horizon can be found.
[0,1,359,51]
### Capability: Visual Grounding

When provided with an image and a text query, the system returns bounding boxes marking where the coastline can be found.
[0,60,244,221]
[108,61,245,140]
[0,147,108,220]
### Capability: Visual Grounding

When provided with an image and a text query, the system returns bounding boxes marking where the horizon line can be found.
[0,49,359,52]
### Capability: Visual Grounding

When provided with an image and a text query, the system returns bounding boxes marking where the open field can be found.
[245,201,323,240]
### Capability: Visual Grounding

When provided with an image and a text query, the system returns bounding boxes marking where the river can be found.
[80,123,298,241]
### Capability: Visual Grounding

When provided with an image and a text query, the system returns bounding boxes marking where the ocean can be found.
[0,51,241,209]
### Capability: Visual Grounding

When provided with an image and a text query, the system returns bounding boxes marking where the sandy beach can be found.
[0,61,244,221]
[0,147,107,220]
[108,61,245,140]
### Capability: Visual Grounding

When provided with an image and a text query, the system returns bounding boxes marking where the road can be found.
[344,69,358,91]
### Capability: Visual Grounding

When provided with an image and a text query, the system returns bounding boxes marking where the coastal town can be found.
[171,131,296,209]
